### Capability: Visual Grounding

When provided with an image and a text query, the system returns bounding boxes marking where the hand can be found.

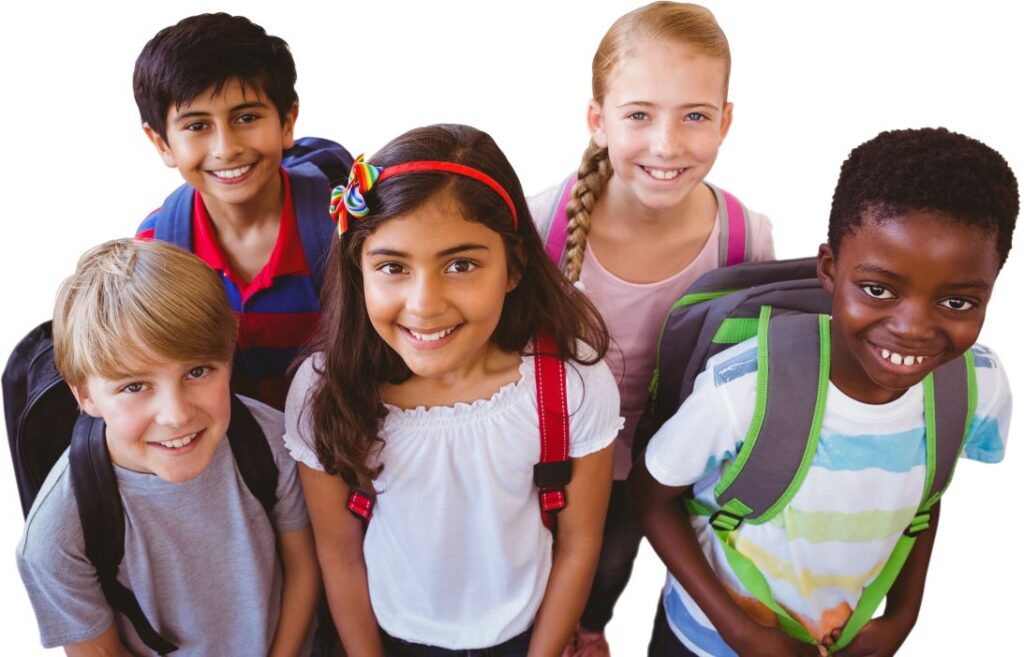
[829,615,913,657]
[728,624,822,657]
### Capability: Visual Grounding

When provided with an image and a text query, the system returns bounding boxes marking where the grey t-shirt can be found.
[16,397,311,655]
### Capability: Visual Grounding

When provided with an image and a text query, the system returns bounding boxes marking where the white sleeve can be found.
[747,209,776,261]
[527,182,563,244]
[645,345,757,487]
[963,345,1012,463]
[283,355,327,472]
[565,357,624,458]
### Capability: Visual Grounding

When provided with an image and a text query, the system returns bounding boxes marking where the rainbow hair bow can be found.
[330,154,382,236]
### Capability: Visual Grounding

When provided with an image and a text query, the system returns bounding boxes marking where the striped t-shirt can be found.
[645,338,1010,656]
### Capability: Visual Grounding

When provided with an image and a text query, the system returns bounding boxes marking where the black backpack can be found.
[4,321,279,654]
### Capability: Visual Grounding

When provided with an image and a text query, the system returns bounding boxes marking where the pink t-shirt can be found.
[528,187,776,478]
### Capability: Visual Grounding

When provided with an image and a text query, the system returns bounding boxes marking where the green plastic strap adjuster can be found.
[709,509,744,532]
[904,509,932,537]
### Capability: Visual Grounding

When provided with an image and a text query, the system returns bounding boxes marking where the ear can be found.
[586,99,608,148]
[70,383,102,419]
[142,122,177,169]
[281,101,299,150]
[817,242,837,296]
[719,102,734,142]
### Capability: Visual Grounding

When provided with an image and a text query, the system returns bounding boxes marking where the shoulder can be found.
[559,345,624,457]
[963,344,1012,463]
[18,450,82,566]
[238,395,286,452]
[283,354,327,471]
[135,182,195,238]
[709,184,775,261]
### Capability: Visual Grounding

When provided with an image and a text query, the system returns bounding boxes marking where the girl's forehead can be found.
[605,41,728,102]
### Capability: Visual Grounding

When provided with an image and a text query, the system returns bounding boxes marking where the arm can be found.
[64,624,131,657]
[629,460,820,657]
[527,444,614,657]
[267,525,321,657]
[830,503,941,657]
[298,464,384,657]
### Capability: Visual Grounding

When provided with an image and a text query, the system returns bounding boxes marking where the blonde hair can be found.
[564,2,731,282]
[53,239,237,387]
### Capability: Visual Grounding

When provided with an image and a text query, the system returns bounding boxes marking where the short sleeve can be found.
[283,355,326,472]
[16,460,114,648]
[526,182,563,244]
[243,397,310,532]
[645,341,758,487]
[746,209,776,262]
[565,357,624,458]
[963,345,1012,463]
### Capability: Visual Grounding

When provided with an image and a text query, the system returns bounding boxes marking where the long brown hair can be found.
[564,2,731,282]
[307,124,609,491]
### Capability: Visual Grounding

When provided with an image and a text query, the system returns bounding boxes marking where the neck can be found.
[202,170,284,234]
[596,176,713,236]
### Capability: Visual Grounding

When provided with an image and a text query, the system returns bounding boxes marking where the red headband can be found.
[329,156,519,235]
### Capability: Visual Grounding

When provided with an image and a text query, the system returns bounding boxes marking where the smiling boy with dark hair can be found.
[631,127,1018,657]
[134,13,352,410]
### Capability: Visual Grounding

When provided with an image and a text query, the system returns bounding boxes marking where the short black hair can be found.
[133,13,297,139]
[828,127,1019,268]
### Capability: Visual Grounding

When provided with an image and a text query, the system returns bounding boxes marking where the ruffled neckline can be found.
[384,355,532,424]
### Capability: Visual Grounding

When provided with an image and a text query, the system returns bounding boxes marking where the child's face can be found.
[360,190,520,386]
[588,41,731,214]
[73,349,232,483]
[818,212,999,404]
[143,77,297,218]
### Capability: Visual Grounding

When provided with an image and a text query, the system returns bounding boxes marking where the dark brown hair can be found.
[307,124,609,491]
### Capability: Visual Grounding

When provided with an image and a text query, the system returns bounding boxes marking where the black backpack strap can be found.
[227,395,278,518]
[711,308,829,529]
[922,351,976,505]
[69,415,178,655]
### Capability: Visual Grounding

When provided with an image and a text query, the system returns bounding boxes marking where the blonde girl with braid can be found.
[528,4,775,655]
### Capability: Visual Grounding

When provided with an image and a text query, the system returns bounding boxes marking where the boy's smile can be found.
[73,351,233,483]
[143,77,297,221]
[818,211,999,404]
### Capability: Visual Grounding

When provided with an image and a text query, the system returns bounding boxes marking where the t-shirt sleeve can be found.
[283,355,327,472]
[244,398,310,532]
[645,342,758,487]
[16,460,115,648]
[565,357,625,458]
[526,181,563,245]
[746,209,776,261]
[962,345,1012,463]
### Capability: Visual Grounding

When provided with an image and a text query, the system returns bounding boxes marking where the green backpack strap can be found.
[831,349,976,650]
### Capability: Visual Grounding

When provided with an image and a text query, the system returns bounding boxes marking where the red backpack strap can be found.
[346,488,374,523]
[533,334,571,523]
[544,174,577,268]
[711,185,750,267]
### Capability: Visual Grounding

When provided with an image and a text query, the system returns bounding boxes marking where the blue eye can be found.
[121,382,145,394]
[685,112,707,121]
[627,111,649,121]
[187,366,210,379]
[860,284,895,299]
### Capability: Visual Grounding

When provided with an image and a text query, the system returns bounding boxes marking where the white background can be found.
[1,1,1021,654]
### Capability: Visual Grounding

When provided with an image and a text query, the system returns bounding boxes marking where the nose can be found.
[889,298,936,344]
[406,272,447,319]
[211,126,243,161]
[155,385,196,429]
[651,118,684,158]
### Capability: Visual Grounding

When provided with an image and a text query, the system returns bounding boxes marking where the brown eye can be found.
[860,284,894,299]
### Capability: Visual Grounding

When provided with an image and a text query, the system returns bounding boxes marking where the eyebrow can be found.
[365,243,491,258]
[173,101,270,122]
[615,100,720,110]
[854,263,991,290]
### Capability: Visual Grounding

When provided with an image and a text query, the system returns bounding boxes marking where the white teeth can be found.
[643,166,683,180]
[881,348,928,368]
[159,433,197,449]
[211,164,253,179]
[408,326,457,342]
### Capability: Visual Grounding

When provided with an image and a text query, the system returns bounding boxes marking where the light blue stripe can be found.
[714,347,758,386]
[812,429,925,472]
[972,344,995,368]
[664,587,737,657]
[964,416,1004,463]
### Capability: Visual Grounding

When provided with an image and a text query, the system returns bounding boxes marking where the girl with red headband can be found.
[283,124,623,656]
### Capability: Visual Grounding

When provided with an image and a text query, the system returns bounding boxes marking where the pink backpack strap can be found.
[544,174,577,268]
[533,333,571,527]
[711,185,750,267]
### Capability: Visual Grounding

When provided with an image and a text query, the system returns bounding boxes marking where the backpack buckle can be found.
[533,459,572,489]
[710,509,744,532]
[903,509,932,537]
